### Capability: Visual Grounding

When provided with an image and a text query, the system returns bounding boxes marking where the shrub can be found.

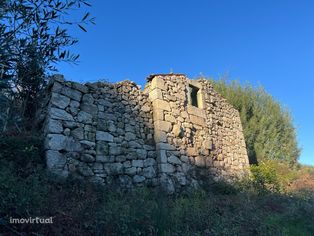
[0,134,44,177]
[249,160,298,194]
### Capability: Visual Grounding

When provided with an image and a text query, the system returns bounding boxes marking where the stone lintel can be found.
[187,105,206,118]
[190,115,205,126]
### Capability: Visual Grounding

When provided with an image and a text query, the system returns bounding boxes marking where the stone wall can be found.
[146,74,249,192]
[41,74,249,193]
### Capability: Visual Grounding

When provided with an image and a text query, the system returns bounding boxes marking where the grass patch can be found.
[0,135,313,235]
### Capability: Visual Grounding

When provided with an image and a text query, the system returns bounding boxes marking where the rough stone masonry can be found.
[39,73,250,193]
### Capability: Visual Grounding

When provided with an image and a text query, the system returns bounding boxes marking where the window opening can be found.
[189,85,199,107]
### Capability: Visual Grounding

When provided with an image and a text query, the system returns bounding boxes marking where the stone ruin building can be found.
[39,73,250,193]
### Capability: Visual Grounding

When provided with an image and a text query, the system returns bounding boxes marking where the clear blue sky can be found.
[57,0,314,165]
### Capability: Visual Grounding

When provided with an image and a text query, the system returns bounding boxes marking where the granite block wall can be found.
[41,74,249,193]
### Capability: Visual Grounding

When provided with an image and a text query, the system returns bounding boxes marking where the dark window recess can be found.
[189,85,199,107]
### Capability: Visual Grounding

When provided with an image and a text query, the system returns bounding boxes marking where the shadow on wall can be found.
[146,74,250,193]
[40,74,250,194]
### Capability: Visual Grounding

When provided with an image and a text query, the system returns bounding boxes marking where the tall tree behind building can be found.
[207,78,300,165]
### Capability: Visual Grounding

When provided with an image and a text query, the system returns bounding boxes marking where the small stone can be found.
[129,141,142,148]
[84,131,96,142]
[108,122,116,132]
[84,149,96,155]
[71,127,84,140]
[109,144,122,155]
[45,134,66,150]
[132,160,144,168]
[143,145,155,151]
[46,150,66,169]
[133,175,145,183]
[136,149,147,159]
[156,143,176,151]
[125,124,134,132]
[51,81,63,93]
[77,165,94,176]
[82,94,94,104]
[50,108,74,121]
[195,156,206,167]
[51,92,70,109]
[80,140,96,148]
[123,161,131,168]
[116,155,126,162]
[90,176,104,184]
[157,150,167,163]
[143,166,156,178]
[165,114,176,123]
[109,163,123,175]
[61,86,82,101]
[180,155,189,163]
[159,163,175,173]
[80,103,98,116]
[97,119,109,131]
[143,158,156,167]
[51,74,65,83]
[141,105,150,112]
[96,155,114,163]
[187,147,198,156]
[147,151,156,158]
[65,152,80,160]
[64,128,71,136]
[125,132,136,141]
[70,100,80,108]
[46,119,63,133]
[64,137,82,152]
[77,111,93,124]
[81,154,95,162]
[172,124,183,138]
[155,120,172,132]
[62,121,78,129]
[96,141,109,155]
[168,155,182,165]
[96,131,113,142]
[182,163,190,173]
[71,82,88,93]
[125,167,137,175]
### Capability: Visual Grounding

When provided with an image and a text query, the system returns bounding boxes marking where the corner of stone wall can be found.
[43,75,158,187]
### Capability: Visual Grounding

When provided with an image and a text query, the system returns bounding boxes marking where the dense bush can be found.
[206,78,300,165]
[0,138,313,236]
[248,160,298,194]
[0,134,44,177]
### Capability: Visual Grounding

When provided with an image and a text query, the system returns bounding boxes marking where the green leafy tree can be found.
[206,78,300,165]
[0,0,94,132]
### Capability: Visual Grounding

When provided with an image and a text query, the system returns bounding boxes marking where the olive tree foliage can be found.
[206,78,300,165]
[0,0,94,132]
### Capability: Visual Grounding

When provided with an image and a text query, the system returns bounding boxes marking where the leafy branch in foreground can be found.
[0,0,94,132]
